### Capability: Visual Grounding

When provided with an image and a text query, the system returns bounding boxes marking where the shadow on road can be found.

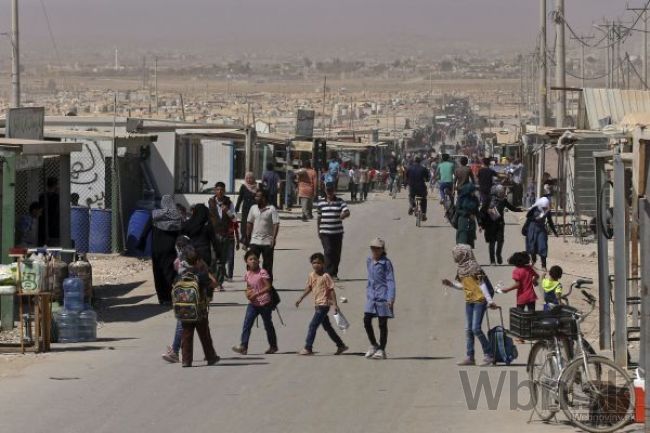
[209,302,248,307]
[95,281,147,298]
[99,304,169,323]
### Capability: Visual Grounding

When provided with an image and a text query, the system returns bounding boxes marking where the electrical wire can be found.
[39,0,69,91]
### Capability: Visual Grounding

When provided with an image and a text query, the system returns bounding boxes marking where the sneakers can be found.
[265,346,278,355]
[334,345,349,355]
[365,345,378,358]
[457,357,476,366]
[206,355,220,366]
[299,348,314,355]
[371,349,387,360]
[162,346,180,363]
[481,356,495,366]
[231,345,248,355]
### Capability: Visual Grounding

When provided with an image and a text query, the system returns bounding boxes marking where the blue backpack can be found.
[486,307,518,365]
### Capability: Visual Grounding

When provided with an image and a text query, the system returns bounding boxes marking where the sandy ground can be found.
[0,191,637,433]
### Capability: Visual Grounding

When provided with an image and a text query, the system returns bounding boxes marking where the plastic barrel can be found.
[126,210,152,257]
[89,209,112,254]
[70,206,90,253]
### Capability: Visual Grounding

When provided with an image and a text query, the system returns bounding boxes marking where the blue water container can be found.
[89,209,112,254]
[56,310,80,343]
[70,206,90,253]
[63,277,84,312]
[126,209,152,257]
[78,309,97,342]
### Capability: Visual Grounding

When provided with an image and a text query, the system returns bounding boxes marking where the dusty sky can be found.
[0,0,634,59]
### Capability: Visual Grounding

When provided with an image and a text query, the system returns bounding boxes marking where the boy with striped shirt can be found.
[316,182,350,280]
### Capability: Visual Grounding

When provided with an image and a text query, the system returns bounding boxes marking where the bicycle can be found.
[520,287,635,432]
[527,279,599,385]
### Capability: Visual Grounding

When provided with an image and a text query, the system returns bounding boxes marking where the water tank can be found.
[78,309,97,342]
[63,277,84,312]
[126,209,152,257]
[55,310,80,343]
[70,207,90,253]
[89,209,112,254]
[68,256,93,304]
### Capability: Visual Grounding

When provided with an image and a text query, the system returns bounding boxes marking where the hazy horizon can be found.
[0,0,634,62]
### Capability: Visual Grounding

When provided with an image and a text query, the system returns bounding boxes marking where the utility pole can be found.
[538,0,548,127]
[321,76,327,136]
[154,56,159,114]
[570,34,595,89]
[554,0,566,127]
[10,0,20,107]
[628,4,649,89]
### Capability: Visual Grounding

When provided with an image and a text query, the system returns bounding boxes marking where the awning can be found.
[0,138,82,155]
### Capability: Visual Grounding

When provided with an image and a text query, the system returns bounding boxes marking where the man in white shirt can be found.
[247,189,280,279]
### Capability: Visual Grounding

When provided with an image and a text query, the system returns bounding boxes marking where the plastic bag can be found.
[333,310,350,331]
[0,265,14,285]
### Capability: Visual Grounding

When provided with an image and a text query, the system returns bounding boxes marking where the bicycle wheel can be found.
[532,350,561,421]
[560,355,634,433]
[528,339,572,383]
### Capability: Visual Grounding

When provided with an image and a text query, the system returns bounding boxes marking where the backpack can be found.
[270,286,281,310]
[172,273,208,323]
[488,326,518,365]
[486,307,518,365]
[445,203,459,229]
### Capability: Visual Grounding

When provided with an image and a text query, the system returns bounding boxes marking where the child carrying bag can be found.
[333,309,350,331]
[172,273,208,323]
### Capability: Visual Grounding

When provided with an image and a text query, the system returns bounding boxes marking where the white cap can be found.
[369,237,385,249]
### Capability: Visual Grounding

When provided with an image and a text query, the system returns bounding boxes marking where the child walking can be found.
[177,246,219,367]
[498,251,539,311]
[295,253,348,356]
[363,238,396,360]
[542,265,563,309]
[442,244,497,366]
[232,249,278,355]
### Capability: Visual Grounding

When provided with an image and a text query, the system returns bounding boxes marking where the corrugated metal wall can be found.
[572,137,609,217]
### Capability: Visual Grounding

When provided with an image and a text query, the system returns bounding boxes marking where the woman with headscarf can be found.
[442,244,496,366]
[524,196,558,271]
[182,204,218,269]
[141,195,183,304]
[480,184,524,265]
[455,183,480,248]
[236,172,258,245]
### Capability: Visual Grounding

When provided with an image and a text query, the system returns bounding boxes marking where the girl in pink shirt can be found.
[499,251,539,311]
[231,249,278,355]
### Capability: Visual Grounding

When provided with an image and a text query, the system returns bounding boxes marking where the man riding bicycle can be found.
[406,156,430,221]
[436,153,455,205]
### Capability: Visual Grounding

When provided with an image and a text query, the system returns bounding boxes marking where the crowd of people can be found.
[143,147,563,367]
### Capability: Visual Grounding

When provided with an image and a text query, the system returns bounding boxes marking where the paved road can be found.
[1,192,591,433]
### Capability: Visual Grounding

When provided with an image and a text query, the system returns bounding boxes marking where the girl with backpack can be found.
[176,246,219,368]
[442,244,497,366]
[479,185,524,265]
[232,249,278,355]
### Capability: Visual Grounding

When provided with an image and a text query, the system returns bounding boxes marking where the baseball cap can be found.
[369,237,385,249]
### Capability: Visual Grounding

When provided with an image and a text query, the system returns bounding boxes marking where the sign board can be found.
[295,109,315,139]
[6,107,45,140]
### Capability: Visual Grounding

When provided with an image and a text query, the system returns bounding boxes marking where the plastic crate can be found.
[508,307,578,340]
